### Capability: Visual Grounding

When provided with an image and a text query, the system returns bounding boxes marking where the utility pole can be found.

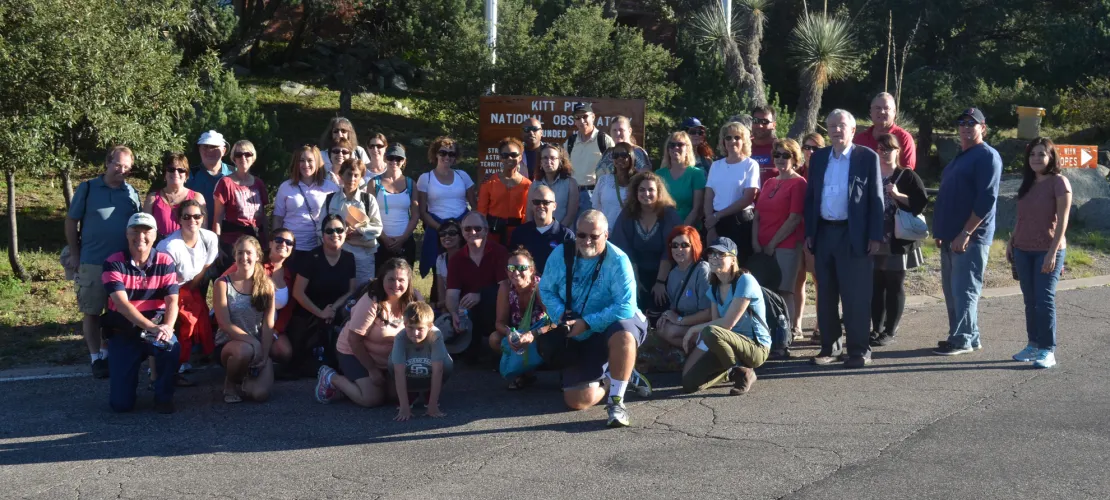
[486,0,498,94]
[722,0,731,36]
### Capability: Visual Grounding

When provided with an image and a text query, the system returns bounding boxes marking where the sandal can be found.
[175,374,196,387]
[223,391,242,404]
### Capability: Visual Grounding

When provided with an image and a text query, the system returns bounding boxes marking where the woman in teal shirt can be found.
[657,131,706,227]
[679,237,770,396]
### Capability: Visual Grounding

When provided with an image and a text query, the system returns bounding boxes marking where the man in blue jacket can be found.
[931,108,1002,356]
[803,109,885,369]
[539,210,648,428]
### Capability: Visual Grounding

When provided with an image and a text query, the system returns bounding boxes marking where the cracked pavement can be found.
[3,288,1110,499]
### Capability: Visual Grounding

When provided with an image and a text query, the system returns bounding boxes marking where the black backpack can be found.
[566,130,612,155]
[761,286,792,356]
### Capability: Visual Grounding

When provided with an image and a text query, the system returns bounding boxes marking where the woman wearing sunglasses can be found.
[417,136,476,277]
[224,228,297,366]
[657,131,707,227]
[490,248,550,389]
[594,142,637,230]
[595,116,653,179]
[373,144,419,274]
[704,122,760,264]
[155,199,219,384]
[792,132,825,340]
[525,143,579,227]
[609,171,682,319]
[213,140,269,274]
[144,153,204,240]
[478,137,532,245]
[432,219,464,312]
[325,138,356,186]
[319,117,372,171]
[752,139,808,339]
[682,117,715,172]
[655,226,712,350]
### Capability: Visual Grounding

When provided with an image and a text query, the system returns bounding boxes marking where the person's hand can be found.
[390,238,406,252]
[705,213,718,229]
[1041,250,1058,274]
[566,319,589,338]
[320,304,336,322]
[867,240,881,255]
[805,237,814,253]
[251,350,268,369]
[763,244,776,256]
[515,331,535,347]
[67,249,80,271]
[451,314,462,332]
[1005,241,1014,263]
[652,283,667,306]
[935,238,943,249]
[459,293,480,310]
[394,407,413,421]
[655,315,670,331]
[154,324,174,343]
[682,326,701,354]
[346,226,357,237]
[426,404,446,418]
[752,242,762,255]
[952,232,970,254]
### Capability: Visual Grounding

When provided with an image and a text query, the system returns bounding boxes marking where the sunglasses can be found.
[687,129,705,136]
[506,264,532,273]
[707,251,732,260]
[878,146,899,153]
[180,213,203,221]
[273,236,295,246]
[330,148,351,155]
[367,143,386,149]
[523,126,542,133]
[668,142,687,149]
[462,225,484,233]
[386,156,405,163]
[439,229,460,237]
[323,227,345,235]
[438,150,458,158]
[772,152,793,159]
[802,145,819,152]
[233,152,254,159]
[670,242,691,249]
[611,152,631,160]
[725,135,743,142]
[500,152,520,159]
[956,119,980,127]
[531,199,555,207]
[165,168,188,175]
[576,232,604,242]
[752,118,772,126]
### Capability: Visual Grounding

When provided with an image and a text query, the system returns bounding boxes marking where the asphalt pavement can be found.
[2,287,1109,499]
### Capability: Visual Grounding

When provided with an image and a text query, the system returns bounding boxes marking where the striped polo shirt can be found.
[102,249,180,317]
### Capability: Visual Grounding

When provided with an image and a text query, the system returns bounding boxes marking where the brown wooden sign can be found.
[478,96,647,177]
[1056,145,1099,169]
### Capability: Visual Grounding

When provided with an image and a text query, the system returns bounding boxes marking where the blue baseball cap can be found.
[682,117,705,129]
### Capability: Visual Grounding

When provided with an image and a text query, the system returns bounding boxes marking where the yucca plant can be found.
[687,0,772,109]
[787,12,860,138]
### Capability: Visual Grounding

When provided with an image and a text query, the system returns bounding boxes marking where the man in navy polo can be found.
[186,130,233,229]
[509,185,575,274]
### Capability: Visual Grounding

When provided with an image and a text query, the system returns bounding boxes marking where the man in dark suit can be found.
[803,109,885,369]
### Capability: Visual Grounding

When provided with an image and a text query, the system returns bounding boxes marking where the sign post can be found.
[1056,145,1099,169]
[477,96,647,177]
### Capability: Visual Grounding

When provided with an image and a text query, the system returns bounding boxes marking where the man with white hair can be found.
[186,130,233,229]
[537,209,649,428]
[803,110,884,369]
[854,92,917,170]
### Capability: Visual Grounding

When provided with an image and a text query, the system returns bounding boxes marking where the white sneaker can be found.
[1032,350,1056,369]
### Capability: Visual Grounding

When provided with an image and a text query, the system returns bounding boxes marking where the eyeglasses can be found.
[878,146,898,153]
[439,229,460,237]
[323,227,345,235]
[386,156,405,163]
[531,199,555,207]
[273,236,295,246]
[233,152,254,159]
[707,250,733,260]
[752,118,772,126]
[506,264,532,273]
[725,135,742,142]
[165,168,188,175]
[500,152,520,159]
[330,148,351,155]
[180,213,203,221]
[576,232,604,242]
[523,126,542,133]
[772,152,793,159]
[802,145,819,152]
[462,225,484,233]
[687,129,705,136]
[956,119,979,127]
[367,143,386,149]
[611,152,631,160]
[668,142,687,149]
[670,242,691,249]
[438,150,458,158]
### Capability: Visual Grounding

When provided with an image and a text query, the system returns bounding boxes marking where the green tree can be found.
[786,12,861,138]
[687,0,770,108]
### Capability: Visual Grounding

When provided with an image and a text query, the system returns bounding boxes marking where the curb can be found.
[4,276,1110,382]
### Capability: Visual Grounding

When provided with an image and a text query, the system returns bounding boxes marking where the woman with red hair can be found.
[654,225,713,348]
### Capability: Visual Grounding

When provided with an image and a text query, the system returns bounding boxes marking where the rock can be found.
[358,92,376,100]
[391,74,408,92]
[410,138,426,147]
[935,135,960,167]
[392,100,405,110]
[1061,165,1110,206]
[994,177,1023,230]
[247,85,258,94]
[232,64,251,77]
[279,81,306,96]
[1077,198,1110,231]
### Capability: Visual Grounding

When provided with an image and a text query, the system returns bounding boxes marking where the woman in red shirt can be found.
[478,137,532,244]
[752,138,808,334]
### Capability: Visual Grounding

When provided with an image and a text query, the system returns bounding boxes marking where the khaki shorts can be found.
[774,245,803,292]
[75,264,108,315]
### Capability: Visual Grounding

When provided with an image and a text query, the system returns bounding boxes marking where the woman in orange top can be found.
[478,137,532,244]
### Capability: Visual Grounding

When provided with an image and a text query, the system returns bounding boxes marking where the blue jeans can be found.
[940,241,990,349]
[1013,248,1065,352]
[108,332,180,412]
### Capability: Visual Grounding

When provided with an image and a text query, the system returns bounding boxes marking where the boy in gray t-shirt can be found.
[391,302,453,420]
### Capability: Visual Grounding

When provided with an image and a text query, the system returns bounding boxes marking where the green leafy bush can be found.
[1056,78,1110,132]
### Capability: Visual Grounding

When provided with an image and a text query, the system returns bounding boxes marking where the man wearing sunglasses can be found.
[446,212,509,362]
[566,103,615,216]
[538,210,649,428]
[186,130,233,230]
[750,106,779,185]
[854,92,917,171]
[509,186,575,273]
[803,109,884,369]
[521,117,547,179]
[931,107,1001,356]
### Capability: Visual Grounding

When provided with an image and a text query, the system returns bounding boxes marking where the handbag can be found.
[499,289,545,379]
[891,170,929,241]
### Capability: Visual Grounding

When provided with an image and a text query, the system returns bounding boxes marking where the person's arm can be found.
[579,252,638,336]
[524,184,535,223]
[767,214,802,252]
[866,155,885,245]
[142,192,156,215]
[435,271,448,311]
[271,182,288,235]
[683,295,751,351]
[161,293,179,336]
[427,361,446,417]
[900,131,917,171]
[212,195,226,240]
[717,187,758,217]
[561,179,580,227]
[65,218,81,267]
[466,185,478,212]
[330,278,356,314]
[346,297,382,377]
[966,152,1004,235]
[477,182,491,215]
[537,249,567,324]
[356,196,384,243]
[751,210,762,253]
[1043,180,1073,273]
[685,188,705,226]
[402,181,420,240]
[417,180,440,230]
[494,282,511,336]
[195,195,208,228]
[292,274,327,319]
[107,291,160,331]
[391,336,412,420]
[213,279,262,348]
[447,288,462,319]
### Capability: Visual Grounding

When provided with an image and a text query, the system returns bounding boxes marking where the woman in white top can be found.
[271,145,340,261]
[155,199,219,380]
[417,136,476,277]
[596,115,652,176]
[594,142,637,230]
[323,158,384,288]
[319,117,372,171]
[703,122,761,265]
[362,132,388,179]
[373,144,419,274]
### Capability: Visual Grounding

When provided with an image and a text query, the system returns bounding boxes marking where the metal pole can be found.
[722,0,731,36]
[486,0,497,93]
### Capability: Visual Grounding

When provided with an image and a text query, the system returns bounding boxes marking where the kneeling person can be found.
[538,209,649,428]
[393,302,453,421]
[213,236,276,404]
[102,213,181,414]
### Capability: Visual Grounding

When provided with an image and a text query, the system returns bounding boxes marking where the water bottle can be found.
[508,328,525,355]
[140,331,177,351]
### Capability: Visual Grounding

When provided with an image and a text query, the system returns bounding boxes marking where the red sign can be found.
[1056,145,1098,169]
[478,96,647,177]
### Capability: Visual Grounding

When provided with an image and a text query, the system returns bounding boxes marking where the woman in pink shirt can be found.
[752,138,808,333]
[315,258,423,406]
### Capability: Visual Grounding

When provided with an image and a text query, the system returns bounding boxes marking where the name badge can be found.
[824,184,840,197]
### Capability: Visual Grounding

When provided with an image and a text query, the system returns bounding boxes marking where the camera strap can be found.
[563,243,608,318]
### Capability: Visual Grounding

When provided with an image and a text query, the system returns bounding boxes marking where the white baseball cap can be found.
[127,212,158,229]
[196,130,227,147]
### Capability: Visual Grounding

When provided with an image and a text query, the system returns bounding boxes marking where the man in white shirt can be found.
[802,109,884,369]
[566,103,615,218]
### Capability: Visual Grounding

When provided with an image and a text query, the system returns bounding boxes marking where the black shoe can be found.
[844,354,872,369]
[92,358,110,379]
[870,333,896,347]
[937,340,982,351]
[154,400,175,414]
[768,347,791,360]
[933,343,974,356]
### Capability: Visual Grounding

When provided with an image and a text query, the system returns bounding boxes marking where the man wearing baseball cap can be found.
[101,212,182,413]
[566,103,615,216]
[186,130,233,229]
[932,107,1002,356]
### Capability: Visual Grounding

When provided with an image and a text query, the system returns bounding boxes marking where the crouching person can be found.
[213,236,276,404]
[102,213,181,414]
[393,302,453,421]
[538,210,650,428]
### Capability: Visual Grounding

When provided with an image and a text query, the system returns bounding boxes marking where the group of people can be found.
[64,92,1072,428]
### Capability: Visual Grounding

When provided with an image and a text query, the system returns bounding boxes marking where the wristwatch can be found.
[963,230,973,236]
[656,279,666,285]
[677,315,684,325]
